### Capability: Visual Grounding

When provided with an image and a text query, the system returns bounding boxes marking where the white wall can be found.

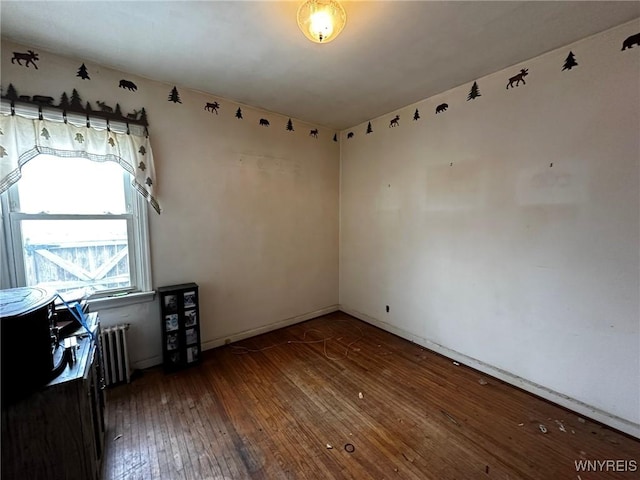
[1,40,340,368]
[340,20,640,436]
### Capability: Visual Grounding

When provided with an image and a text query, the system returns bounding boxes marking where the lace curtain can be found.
[0,113,160,214]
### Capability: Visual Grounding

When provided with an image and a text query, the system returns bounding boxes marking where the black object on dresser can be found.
[1,311,106,480]
[158,282,202,372]
[0,286,58,405]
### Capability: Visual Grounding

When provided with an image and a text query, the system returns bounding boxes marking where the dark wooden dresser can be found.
[1,312,106,480]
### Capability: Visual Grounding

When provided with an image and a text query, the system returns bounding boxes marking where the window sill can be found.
[88,290,156,310]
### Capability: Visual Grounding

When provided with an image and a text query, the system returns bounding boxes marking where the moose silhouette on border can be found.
[127,109,141,121]
[11,50,39,69]
[507,68,529,89]
[96,101,114,113]
[205,102,220,114]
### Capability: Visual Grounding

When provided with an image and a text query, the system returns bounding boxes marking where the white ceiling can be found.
[1,1,639,130]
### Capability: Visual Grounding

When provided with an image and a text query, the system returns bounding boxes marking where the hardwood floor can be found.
[103,312,639,479]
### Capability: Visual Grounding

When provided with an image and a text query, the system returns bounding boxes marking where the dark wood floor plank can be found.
[214,353,311,479]
[158,376,188,480]
[263,342,423,479]
[139,377,160,480]
[278,319,499,478]
[102,312,640,479]
[166,375,202,480]
[183,370,229,479]
[148,376,172,479]
[119,388,138,480]
[185,370,231,479]
[219,345,336,479]
[108,390,126,479]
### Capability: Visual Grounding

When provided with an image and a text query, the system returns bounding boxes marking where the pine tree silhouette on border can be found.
[77,63,90,80]
[286,118,294,131]
[139,108,148,125]
[366,122,373,134]
[413,109,420,121]
[467,81,481,100]
[333,134,338,142]
[562,51,578,71]
[69,89,83,111]
[168,86,181,103]
[59,92,70,109]
[235,107,243,119]
[4,84,18,101]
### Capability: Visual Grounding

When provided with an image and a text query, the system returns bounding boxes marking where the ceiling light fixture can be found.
[297,0,347,44]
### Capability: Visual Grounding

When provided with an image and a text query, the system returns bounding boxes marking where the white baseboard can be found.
[131,305,340,371]
[201,304,340,351]
[132,355,163,371]
[340,306,640,439]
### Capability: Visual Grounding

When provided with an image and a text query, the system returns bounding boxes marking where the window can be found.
[1,154,151,298]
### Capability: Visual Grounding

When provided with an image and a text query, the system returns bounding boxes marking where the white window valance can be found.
[0,113,160,214]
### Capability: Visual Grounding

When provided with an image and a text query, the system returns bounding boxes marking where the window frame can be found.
[0,155,152,301]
